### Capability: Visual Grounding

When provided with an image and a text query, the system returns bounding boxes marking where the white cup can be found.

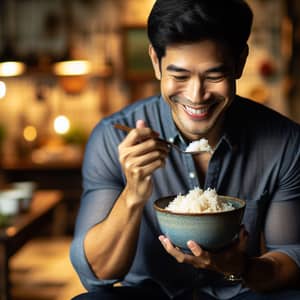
[0,190,23,216]
[12,181,37,211]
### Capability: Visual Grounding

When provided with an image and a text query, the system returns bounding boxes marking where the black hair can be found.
[147,0,253,61]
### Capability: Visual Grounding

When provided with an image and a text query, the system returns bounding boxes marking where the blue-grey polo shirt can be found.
[70,95,300,299]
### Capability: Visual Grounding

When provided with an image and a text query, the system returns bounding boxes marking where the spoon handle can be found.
[113,123,133,133]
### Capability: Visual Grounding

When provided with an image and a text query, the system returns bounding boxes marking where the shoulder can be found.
[232,96,300,135]
[226,96,300,161]
[87,94,163,146]
[102,94,162,127]
[89,94,168,142]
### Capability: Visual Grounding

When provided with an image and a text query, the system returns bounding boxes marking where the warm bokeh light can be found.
[0,61,26,77]
[53,60,91,76]
[54,115,70,134]
[6,226,17,236]
[0,81,6,98]
[23,126,37,142]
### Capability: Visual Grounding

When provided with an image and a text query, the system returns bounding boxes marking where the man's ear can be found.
[235,45,249,79]
[149,45,161,80]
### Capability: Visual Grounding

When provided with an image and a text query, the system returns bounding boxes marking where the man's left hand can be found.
[159,226,249,277]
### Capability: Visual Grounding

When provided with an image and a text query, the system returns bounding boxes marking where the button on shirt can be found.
[70,95,300,299]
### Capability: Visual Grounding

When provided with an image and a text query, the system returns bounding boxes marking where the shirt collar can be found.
[221,95,242,152]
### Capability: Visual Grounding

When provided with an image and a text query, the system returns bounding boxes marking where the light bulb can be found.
[54,115,70,134]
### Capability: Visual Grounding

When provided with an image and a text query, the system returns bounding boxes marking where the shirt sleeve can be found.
[70,122,125,290]
[264,130,300,269]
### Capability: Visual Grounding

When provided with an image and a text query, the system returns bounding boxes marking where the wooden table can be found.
[0,190,63,300]
[2,160,82,234]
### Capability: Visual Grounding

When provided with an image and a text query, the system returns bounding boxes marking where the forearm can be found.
[244,251,300,292]
[84,187,144,280]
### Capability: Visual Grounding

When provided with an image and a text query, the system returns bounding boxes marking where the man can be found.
[70,0,300,299]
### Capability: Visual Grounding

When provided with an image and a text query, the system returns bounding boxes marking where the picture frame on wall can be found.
[121,25,155,81]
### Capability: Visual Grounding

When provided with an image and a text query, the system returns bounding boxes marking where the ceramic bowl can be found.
[154,195,245,251]
[0,189,24,216]
[12,181,37,211]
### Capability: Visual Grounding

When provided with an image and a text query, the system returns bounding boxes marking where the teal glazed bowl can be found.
[154,195,246,251]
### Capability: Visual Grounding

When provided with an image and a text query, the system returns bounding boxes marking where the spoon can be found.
[113,123,211,155]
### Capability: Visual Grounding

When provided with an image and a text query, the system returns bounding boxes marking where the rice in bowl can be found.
[165,187,234,213]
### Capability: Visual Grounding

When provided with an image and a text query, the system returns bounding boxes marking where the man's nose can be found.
[186,78,206,104]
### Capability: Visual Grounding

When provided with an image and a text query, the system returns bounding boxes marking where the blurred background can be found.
[0,0,300,299]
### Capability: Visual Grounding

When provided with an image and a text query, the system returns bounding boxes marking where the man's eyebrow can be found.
[166,64,189,72]
[204,65,229,73]
[166,64,230,73]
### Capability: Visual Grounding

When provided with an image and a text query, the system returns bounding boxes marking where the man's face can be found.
[150,40,244,142]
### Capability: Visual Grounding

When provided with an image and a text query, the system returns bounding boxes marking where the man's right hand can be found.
[118,119,170,207]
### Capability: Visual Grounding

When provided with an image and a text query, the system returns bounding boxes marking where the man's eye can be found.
[205,75,227,82]
[173,75,189,81]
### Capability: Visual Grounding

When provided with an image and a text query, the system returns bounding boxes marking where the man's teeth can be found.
[184,105,209,115]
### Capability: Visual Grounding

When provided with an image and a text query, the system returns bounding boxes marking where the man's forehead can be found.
[165,41,231,57]
[162,53,234,72]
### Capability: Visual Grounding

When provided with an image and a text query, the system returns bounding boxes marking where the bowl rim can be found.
[153,195,246,216]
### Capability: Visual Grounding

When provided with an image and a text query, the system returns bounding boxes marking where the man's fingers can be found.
[187,240,202,256]
[136,119,147,128]
[186,240,213,268]
[158,236,186,263]
[159,236,218,270]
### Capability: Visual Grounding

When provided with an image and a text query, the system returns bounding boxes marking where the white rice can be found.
[165,187,234,213]
[185,138,213,153]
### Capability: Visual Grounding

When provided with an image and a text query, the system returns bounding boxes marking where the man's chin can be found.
[185,119,211,132]
[181,125,211,139]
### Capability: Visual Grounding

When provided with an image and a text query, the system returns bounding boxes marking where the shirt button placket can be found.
[180,140,199,188]
[189,172,198,187]
[185,156,199,187]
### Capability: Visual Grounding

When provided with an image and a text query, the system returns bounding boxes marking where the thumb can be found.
[136,119,147,128]
[136,120,159,137]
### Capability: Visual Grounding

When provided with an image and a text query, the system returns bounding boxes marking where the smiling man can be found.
[70,1,300,299]
[149,40,242,145]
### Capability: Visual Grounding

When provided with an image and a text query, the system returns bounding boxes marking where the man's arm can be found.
[243,251,300,292]
[84,120,169,279]
[84,186,145,279]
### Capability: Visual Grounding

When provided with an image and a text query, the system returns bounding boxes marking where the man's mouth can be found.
[170,95,221,120]
[183,104,211,119]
